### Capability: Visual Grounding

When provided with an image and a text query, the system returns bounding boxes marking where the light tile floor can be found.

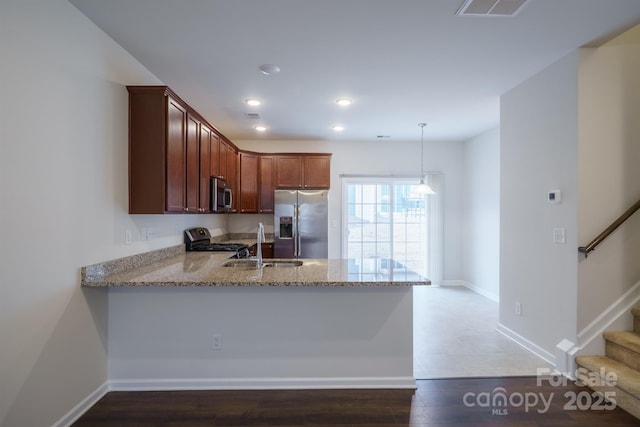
[413,285,552,379]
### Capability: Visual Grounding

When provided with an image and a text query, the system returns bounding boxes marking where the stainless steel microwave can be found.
[210,177,232,212]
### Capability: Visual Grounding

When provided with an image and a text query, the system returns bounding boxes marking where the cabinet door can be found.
[166,97,187,212]
[276,155,303,188]
[248,243,273,258]
[219,140,230,181]
[185,113,201,213]
[209,132,220,178]
[240,153,259,213]
[262,242,274,258]
[259,155,275,213]
[303,155,331,189]
[228,149,239,212]
[199,124,212,213]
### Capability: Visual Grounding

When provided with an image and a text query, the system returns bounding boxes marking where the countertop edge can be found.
[81,245,431,288]
[83,281,425,288]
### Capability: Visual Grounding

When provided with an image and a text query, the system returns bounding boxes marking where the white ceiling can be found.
[68,0,640,143]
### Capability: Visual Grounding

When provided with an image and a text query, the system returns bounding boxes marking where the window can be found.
[342,175,443,285]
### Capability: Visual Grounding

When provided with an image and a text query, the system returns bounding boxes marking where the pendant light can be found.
[416,123,435,195]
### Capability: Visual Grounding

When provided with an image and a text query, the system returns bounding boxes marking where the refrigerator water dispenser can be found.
[279,216,293,238]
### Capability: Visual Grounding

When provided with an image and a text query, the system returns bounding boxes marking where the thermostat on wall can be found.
[548,190,562,204]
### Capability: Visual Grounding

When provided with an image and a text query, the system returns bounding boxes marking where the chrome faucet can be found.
[256,222,265,267]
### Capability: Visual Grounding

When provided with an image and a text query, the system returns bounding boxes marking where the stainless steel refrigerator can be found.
[274,189,328,258]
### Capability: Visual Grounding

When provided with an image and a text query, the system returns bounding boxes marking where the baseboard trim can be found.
[52,381,109,427]
[441,280,465,287]
[108,376,417,391]
[441,280,499,302]
[577,279,640,350]
[496,323,556,367]
[462,280,499,302]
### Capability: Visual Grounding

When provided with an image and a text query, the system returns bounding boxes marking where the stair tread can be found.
[604,331,640,354]
[576,355,640,399]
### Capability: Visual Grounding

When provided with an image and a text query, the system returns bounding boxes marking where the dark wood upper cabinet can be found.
[239,152,259,213]
[185,113,201,213]
[199,124,212,213]
[128,86,187,214]
[259,155,276,213]
[128,86,331,215]
[275,154,331,189]
[209,132,220,179]
[165,98,188,213]
[128,86,220,214]
[228,148,239,212]
[303,155,331,189]
[219,140,230,181]
[276,155,303,188]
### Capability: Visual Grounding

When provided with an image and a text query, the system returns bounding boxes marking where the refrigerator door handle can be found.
[295,203,301,257]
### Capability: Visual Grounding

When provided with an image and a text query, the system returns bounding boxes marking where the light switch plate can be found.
[548,190,562,204]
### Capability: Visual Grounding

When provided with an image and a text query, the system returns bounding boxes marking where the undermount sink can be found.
[222,259,303,268]
[222,259,261,268]
[265,260,303,268]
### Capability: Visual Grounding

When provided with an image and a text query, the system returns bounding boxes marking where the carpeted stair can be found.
[576,307,640,419]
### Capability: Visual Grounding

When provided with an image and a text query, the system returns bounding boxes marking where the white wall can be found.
[0,1,226,425]
[577,27,640,332]
[500,52,580,359]
[108,286,414,388]
[236,139,465,281]
[462,128,500,301]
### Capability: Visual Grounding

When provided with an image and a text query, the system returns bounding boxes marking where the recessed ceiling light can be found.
[335,98,352,107]
[332,125,344,132]
[245,98,261,106]
[259,64,280,75]
[255,125,267,132]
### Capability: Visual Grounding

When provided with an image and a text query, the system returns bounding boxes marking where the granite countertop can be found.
[81,245,430,288]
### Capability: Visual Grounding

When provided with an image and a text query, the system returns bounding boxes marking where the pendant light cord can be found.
[419,122,426,179]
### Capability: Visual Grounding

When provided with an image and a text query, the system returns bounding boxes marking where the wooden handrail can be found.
[579,199,640,257]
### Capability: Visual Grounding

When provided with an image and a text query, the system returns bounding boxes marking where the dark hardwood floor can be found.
[73,377,639,426]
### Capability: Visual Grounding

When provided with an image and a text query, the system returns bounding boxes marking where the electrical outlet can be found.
[125,229,132,245]
[141,226,158,241]
[211,333,222,350]
[515,302,522,316]
[146,227,158,240]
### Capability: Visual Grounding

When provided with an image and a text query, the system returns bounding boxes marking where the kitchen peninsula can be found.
[82,247,430,288]
[82,247,429,391]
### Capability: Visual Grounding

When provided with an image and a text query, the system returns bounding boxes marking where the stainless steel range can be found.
[184,228,250,258]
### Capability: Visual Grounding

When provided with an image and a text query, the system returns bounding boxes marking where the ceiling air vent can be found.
[456,0,528,16]
[245,112,261,119]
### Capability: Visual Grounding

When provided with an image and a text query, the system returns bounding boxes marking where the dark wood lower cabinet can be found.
[73,377,639,426]
[248,242,273,258]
